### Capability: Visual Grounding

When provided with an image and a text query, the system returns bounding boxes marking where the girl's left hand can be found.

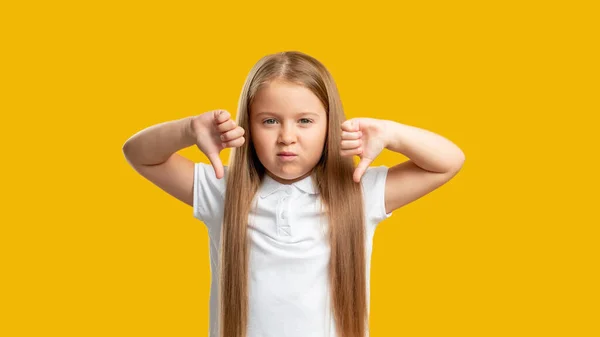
[340,118,387,183]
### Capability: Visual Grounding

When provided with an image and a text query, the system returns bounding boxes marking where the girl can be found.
[123,51,465,337]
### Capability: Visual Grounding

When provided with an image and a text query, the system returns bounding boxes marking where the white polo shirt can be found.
[193,163,393,337]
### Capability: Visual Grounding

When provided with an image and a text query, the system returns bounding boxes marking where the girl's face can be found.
[250,80,328,184]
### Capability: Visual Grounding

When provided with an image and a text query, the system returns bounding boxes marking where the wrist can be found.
[381,120,407,153]
[184,116,199,143]
[381,120,397,149]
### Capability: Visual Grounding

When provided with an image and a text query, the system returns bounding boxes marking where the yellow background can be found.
[2,0,598,336]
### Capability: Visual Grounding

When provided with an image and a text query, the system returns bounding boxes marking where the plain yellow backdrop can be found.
[1,0,598,336]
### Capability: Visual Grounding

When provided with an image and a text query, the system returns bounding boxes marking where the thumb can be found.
[353,157,372,183]
[207,153,224,179]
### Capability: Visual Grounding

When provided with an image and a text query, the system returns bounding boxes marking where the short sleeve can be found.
[193,163,227,226]
[361,165,393,226]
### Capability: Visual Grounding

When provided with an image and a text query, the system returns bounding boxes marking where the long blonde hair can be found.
[220,51,367,337]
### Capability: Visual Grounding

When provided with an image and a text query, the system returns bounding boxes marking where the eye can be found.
[299,118,313,124]
[263,118,277,125]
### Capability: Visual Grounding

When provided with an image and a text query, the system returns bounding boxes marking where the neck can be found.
[266,170,312,185]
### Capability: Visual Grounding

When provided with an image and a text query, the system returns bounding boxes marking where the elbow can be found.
[122,140,131,158]
[122,138,136,163]
[449,149,465,173]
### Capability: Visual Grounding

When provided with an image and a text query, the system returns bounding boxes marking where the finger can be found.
[216,119,237,133]
[341,131,362,140]
[341,120,359,132]
[207,153,224,179]
[340,139,361,150]
[222,137,245,148]
[214,110,230,124]
[340,147,363,157]
[220,126,245,142]
[353,157,373,183]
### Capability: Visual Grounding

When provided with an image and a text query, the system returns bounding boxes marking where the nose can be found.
[278,123,296,145]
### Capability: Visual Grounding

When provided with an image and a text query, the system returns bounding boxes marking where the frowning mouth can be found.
[277,152,297,161]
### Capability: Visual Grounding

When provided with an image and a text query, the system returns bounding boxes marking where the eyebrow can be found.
[255,111,321,118]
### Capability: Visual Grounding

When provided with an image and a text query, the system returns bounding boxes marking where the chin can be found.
[267,166,304,180]
[273,170,299,180]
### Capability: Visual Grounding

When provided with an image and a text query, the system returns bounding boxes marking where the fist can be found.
[340,118,387,183]
[191,109,245,179]
[212,110,246,149]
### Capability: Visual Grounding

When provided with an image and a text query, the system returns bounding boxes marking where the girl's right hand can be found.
[190,109,246,179]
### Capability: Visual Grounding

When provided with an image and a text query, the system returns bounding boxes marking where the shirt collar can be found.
[259,173,318,198]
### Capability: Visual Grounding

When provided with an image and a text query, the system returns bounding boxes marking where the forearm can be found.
[122,116,196,165]
[382,120,465,173]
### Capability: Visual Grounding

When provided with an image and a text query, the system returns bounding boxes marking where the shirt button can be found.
[285,186,293,195]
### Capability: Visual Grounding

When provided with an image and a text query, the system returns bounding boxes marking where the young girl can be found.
[123,51,465,337]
